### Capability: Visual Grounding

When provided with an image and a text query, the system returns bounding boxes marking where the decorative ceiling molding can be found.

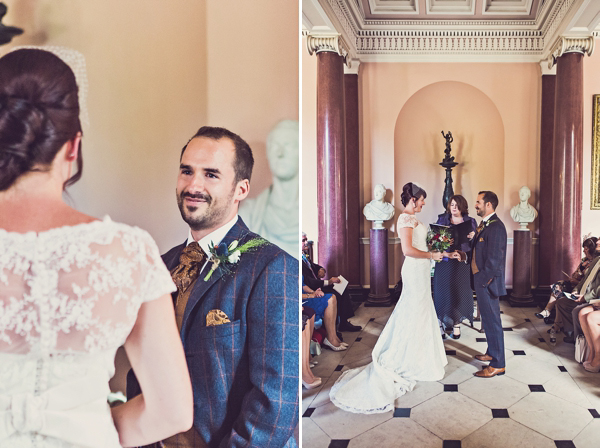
[368,0,418,15]
[483,0,534,16]
[547,35,595,68]
[313,0,592,61]
[427,0,475,15]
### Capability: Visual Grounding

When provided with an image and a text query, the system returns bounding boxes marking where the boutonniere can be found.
[204,237,269,281]
[484,219,497,228]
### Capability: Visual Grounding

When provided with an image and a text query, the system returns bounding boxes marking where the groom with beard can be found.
[466,191,508,378]
[127,126,298,447]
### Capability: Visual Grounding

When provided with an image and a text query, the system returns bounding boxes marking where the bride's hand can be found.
[431,252,443,262]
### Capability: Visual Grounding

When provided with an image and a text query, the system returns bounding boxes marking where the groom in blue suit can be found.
[128,127,298,447]
[470,191,507,378]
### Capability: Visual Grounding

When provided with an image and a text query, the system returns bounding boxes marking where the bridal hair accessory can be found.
[204,236,268,281]
[11,46,90,129]
[583,232,594,244]
[410,182,425,199]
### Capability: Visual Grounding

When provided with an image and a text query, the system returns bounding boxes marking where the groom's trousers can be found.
[474,281,506,368]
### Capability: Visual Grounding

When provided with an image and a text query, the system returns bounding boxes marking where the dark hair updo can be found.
[401,182,427,207]
[583,236,598,258]
[0,48,82,191]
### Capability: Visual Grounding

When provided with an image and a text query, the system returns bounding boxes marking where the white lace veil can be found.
[10,45,89,130]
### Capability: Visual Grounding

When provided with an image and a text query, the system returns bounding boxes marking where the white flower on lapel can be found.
[228,250,241,264]
[203,237,268,281]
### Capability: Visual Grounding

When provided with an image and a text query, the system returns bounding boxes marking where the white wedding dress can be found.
[0,217,176,447]
[330,213,447,414]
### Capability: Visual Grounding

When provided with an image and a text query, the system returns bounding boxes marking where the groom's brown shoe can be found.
[474,354,493,362]
[474,366,505,378]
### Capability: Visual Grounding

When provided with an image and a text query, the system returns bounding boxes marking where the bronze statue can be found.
[441,130,454,162]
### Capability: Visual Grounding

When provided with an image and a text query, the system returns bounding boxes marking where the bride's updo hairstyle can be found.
[401,182,427,207]
[0,49,82,191]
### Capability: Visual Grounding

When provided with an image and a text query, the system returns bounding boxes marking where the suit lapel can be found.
[179,218,252,339]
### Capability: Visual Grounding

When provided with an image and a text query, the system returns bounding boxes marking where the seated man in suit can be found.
[302,232,360,332]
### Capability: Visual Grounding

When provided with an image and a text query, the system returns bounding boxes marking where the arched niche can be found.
[393,81,505,228]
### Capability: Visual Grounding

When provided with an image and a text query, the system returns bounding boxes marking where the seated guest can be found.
[553,253,600,344]
[578,305,600,372]
[302,283,348,351]
[302,307,321,389]
[302,232,361,332]
[536,236,598,321]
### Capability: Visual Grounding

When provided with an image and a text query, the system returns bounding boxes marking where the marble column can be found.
[548,37,594,282]
[537,63,556,287]
[344,62,360,287]
[307,35,349,275]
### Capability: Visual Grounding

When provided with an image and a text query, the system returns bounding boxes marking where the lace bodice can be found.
[0,217,176,446]
[397,213,428,252]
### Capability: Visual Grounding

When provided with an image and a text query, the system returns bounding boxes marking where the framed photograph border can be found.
[592,95,600,210]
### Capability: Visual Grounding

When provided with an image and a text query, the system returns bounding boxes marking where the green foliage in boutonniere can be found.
[484,219,498,228]
[204,237,269,281]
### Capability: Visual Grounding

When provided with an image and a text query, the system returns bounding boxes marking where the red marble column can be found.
[317,51,348,275]
[551,52,583,282]
[344,72,360,287]
[538,73,556,287]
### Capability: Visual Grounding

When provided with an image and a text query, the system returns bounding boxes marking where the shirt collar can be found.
[186,214,239,257]
[482,212,496,223]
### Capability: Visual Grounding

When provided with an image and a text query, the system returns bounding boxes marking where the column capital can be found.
[344,59,360,75]
[306,33,351,67]
[539,60,556,76]
[547,36,595,69]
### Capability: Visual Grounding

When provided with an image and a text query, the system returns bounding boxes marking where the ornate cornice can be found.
[306,33,352,66]
[547,36,595,68]
[315,0,589,61]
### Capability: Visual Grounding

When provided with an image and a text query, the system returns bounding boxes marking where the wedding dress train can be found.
[330,213,447,414]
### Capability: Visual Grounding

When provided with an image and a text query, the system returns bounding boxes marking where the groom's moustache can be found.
[182,191,212,204]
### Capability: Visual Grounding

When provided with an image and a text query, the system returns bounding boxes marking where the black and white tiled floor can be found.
[302,301,600,447]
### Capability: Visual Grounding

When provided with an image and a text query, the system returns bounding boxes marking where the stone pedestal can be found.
[509,229,534,306]
[367,228,392,306]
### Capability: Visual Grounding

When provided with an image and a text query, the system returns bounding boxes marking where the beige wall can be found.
[4,0,298,253]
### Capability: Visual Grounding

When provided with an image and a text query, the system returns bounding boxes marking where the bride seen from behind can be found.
[0,48,192,446]
[330,182,454,414]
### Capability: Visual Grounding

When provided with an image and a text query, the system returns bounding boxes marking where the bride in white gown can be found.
[0,48,193,446]
[330,182,453,414]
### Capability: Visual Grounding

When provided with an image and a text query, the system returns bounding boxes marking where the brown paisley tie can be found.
[170,242,206,329]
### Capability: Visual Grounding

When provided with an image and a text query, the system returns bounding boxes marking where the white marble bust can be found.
[510,186,538,229]
[363,184,395,228]
[239,120,299,258]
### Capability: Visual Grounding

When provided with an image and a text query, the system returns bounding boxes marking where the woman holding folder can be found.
[433,195,477,339]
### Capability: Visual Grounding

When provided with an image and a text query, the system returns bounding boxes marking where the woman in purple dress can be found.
[433,195,477,339]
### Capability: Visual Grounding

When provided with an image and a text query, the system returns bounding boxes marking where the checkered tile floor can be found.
[302,301,600,447]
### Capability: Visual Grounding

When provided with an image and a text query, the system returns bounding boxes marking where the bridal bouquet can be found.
[426,227,452,255]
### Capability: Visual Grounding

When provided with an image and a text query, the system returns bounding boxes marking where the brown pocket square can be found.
[206,309,231,326]
[479,237,484,242]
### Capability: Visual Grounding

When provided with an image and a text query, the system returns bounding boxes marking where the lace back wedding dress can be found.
[0,217,176,447]
[330,213,447,414]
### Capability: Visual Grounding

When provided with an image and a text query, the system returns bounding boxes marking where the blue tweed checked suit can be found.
[470,215,507,368]
[129,217,299,448]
